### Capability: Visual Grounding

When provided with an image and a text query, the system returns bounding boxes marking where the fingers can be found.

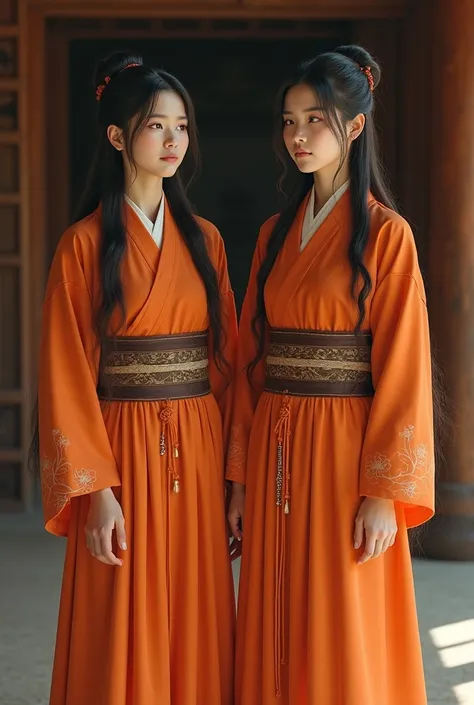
[358,532,376,564]
[357,530,398,565]
[229,537,243,562]
[353,516,364,549]
[100,523,123,566]
[86,524,122,566]
[372,537,385,560]
[115,516,128,552]
[228,509,243,542]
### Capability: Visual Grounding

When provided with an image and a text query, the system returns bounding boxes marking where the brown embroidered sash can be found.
[265,328,374,397]
[97,331,211,402]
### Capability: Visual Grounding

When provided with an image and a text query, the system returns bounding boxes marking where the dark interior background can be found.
[69,35,348,310]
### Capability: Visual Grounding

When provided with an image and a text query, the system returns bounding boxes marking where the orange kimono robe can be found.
[39,200,237,705]
[227,190,434,705]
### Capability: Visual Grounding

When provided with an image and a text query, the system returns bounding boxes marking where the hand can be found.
[85,488,127,567]
[354,497,397,565]
[228,483,245,561]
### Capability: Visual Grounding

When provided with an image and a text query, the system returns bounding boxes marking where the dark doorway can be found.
[69,34,348,309]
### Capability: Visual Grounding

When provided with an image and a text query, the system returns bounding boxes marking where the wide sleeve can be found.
[225,222,273,485]
[39,237,120,537]
[207,231,238,453]
[359,271,435,528]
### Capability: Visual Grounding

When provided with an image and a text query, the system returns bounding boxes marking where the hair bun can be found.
[334,44,381,90]
[93,50,144,88]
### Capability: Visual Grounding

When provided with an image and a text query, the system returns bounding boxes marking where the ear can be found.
[348,113,366,142]
[107,124,124,152]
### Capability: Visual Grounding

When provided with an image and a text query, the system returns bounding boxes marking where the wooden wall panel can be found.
[0,267,20,387]
[0,462,22,500]
[0,1,17,24]
[0,144,19,192]
[0,90,17,129]
[0,405,21,447]
[245,0,406,17]
[0,205,19,253]
[399,0,431,272]
[0,0,33,510]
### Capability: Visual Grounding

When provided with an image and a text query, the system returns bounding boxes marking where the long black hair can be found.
[249,45,449,534]
[250,44,395,375]
[29,50,226,475]
[76,50,225,368]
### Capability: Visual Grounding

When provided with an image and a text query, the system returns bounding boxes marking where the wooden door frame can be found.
[25,0,411,329]
[16,0,413,512]
[45,16,356,255]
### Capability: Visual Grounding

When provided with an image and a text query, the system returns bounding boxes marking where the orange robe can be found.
[227,190,434,705]
[39,201,237,705]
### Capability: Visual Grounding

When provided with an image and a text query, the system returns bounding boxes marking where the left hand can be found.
[354,497,397,565]
[228,483,245,562]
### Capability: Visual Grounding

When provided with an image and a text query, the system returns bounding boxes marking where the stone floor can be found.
[0,513,473,705]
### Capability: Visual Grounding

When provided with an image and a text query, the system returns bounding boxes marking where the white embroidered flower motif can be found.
[415,444,428,464]
[73,468,96,492]
[400,425,415,441]
[52,428,70,448]
[365,452,391,479]
[41,430,96,513]
[365,425,433,499]
[403,481,418,499]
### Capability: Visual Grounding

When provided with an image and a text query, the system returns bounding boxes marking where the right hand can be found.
[228,483,245,560]
[85,488,127,567]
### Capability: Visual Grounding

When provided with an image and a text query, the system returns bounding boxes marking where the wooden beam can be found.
[45,24,346,39]
[352,19,401,199]
[0,391,22,403]
[399,0,432,271]
[245,0,406,17]
[0,193,21,205]
[0,78,20,91]
[18,0,35,511]
[0,25,20,37]
[424,0,474,561]
[0,255,21,266]
[0,131,20,144]
[45,21,70,259]
[31,0,408,20]
[0,449,22,462]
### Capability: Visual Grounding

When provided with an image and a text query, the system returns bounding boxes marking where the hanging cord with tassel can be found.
[159,400,180,494]
[273,394,292,697]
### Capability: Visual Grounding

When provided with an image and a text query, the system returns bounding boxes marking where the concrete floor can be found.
[1,513,473,705]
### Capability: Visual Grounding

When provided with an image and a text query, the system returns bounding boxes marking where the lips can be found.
[160,155,178,163]
[294,151,311,158]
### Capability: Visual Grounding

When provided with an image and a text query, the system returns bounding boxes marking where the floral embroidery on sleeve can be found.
[227,424,245,470]
[41,429,96,512]
[364,425,433,499]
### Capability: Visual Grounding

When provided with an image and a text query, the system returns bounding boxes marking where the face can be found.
[108,90,190,179]
[282,83,362,176]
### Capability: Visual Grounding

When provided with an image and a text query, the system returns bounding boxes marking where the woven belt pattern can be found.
[265,329,374,397]
[98,331,211,401]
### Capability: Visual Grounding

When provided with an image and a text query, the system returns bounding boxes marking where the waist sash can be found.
[97,331,210,402]
[265,328,374,397]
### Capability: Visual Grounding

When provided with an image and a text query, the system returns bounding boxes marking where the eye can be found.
[309,116,322,123]
[149,122,162,130]
[177,124,188,132]
[283,118,294,126]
